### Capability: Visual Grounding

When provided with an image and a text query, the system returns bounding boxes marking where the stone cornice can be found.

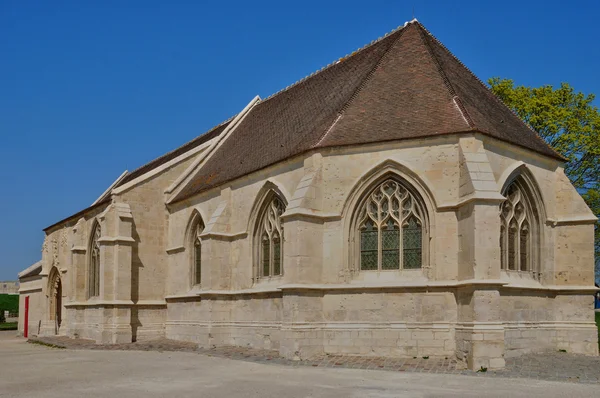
[18,286,42,294]
[71,246,87,253]
[437,193,506,211]
[278,279,508,291]
[546,216,598,226]
[97,236,136,245]
[164,293,202,301]
[197,287,283,296]
[163,281,598,300]
[198,231,248,242]
[65,300,166,307]
[500,284,599,293]
[280,209,340,222]
[166,245,185,254]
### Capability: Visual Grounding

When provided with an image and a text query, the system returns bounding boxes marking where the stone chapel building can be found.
[18,20,598,370]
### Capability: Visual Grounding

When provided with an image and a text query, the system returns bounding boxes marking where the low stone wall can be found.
[166,294,282,349]
[500,290,599,357]
[163,288,599,367]
[64,305,167,343]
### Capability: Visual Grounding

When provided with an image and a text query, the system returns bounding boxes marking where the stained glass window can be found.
[360,220,378,270]
[273,233,281,276]
[89,223,101,298]
[500,179,535,274]
[382,219,400,270]
[520,222,529,272]
[508,221,517,270]
[257,196,285,278]
[262,234,270,277]
[193,219,204,285]
[358,179,424,271]
[403,217,422,269]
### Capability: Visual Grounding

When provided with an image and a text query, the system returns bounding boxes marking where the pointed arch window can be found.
[88,222,101,298]
[256,196,285,278]
[191,216,204,286]
[500,178,537,275]
[356,179,426,271]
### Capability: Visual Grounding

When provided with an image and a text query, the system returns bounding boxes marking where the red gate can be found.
[24,296,29,338]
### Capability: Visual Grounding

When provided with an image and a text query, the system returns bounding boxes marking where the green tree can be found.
[488,78,600,283]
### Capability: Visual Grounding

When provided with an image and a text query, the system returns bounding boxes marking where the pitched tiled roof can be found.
[43,120,231,232]
[117,120,231,187]
[175,21,563,202]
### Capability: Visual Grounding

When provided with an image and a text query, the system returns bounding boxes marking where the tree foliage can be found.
[488,78,600,283]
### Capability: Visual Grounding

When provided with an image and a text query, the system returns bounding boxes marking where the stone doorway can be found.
[48,267,63,334]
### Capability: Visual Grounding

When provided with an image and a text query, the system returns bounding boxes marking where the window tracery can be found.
[357,179,425,271]
[257,196,285,278]
[500,179,535,273]
[192,218,204,285]
[88,223,101,298]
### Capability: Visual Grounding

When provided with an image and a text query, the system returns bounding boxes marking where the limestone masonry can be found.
[0,281,19,295]
[18,20,598,370]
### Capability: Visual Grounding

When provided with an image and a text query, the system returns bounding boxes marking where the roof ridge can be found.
[260,22,414,105]
[311,24,410,148]
[414,23,475,129]
[416,23,565,160]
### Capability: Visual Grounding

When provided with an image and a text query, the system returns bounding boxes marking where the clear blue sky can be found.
[1,0,598,280]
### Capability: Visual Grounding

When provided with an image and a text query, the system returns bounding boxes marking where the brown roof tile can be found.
[117,120,231,187]
[175,21,563,202]
[43,119,231,232]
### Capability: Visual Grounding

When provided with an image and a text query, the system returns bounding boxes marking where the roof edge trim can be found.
[171,129,565,204]
[166,95,261,201]
[18,260,43,279]
[43,198,111,233]
[415,23,475,129]
[260,22,415,106]
[111,136,215,196]
[92,170,128,206]
[417,23,565,161]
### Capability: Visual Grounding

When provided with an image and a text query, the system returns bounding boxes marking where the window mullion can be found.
[501,222,506,270]
[270,234,274,277]
[377,201,383,271]
[398,220,404,270]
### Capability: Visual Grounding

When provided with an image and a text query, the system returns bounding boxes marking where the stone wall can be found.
[18,277,43,337]
[0,281,19,295]
[22,131,597,370]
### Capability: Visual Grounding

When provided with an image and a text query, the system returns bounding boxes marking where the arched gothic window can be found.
[191,218,204,285]
[356,179,426,271]
[88,222,101,298]
[500,177,537,274]
[256,196,285,278]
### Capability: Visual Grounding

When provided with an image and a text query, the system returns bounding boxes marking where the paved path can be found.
[30,333,600,384]
[0,331,598,398]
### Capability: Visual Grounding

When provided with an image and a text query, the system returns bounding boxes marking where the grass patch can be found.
[596,312,600,349]
[28,339,66,349]
[0,322,17,331]
[0,294,19,314]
